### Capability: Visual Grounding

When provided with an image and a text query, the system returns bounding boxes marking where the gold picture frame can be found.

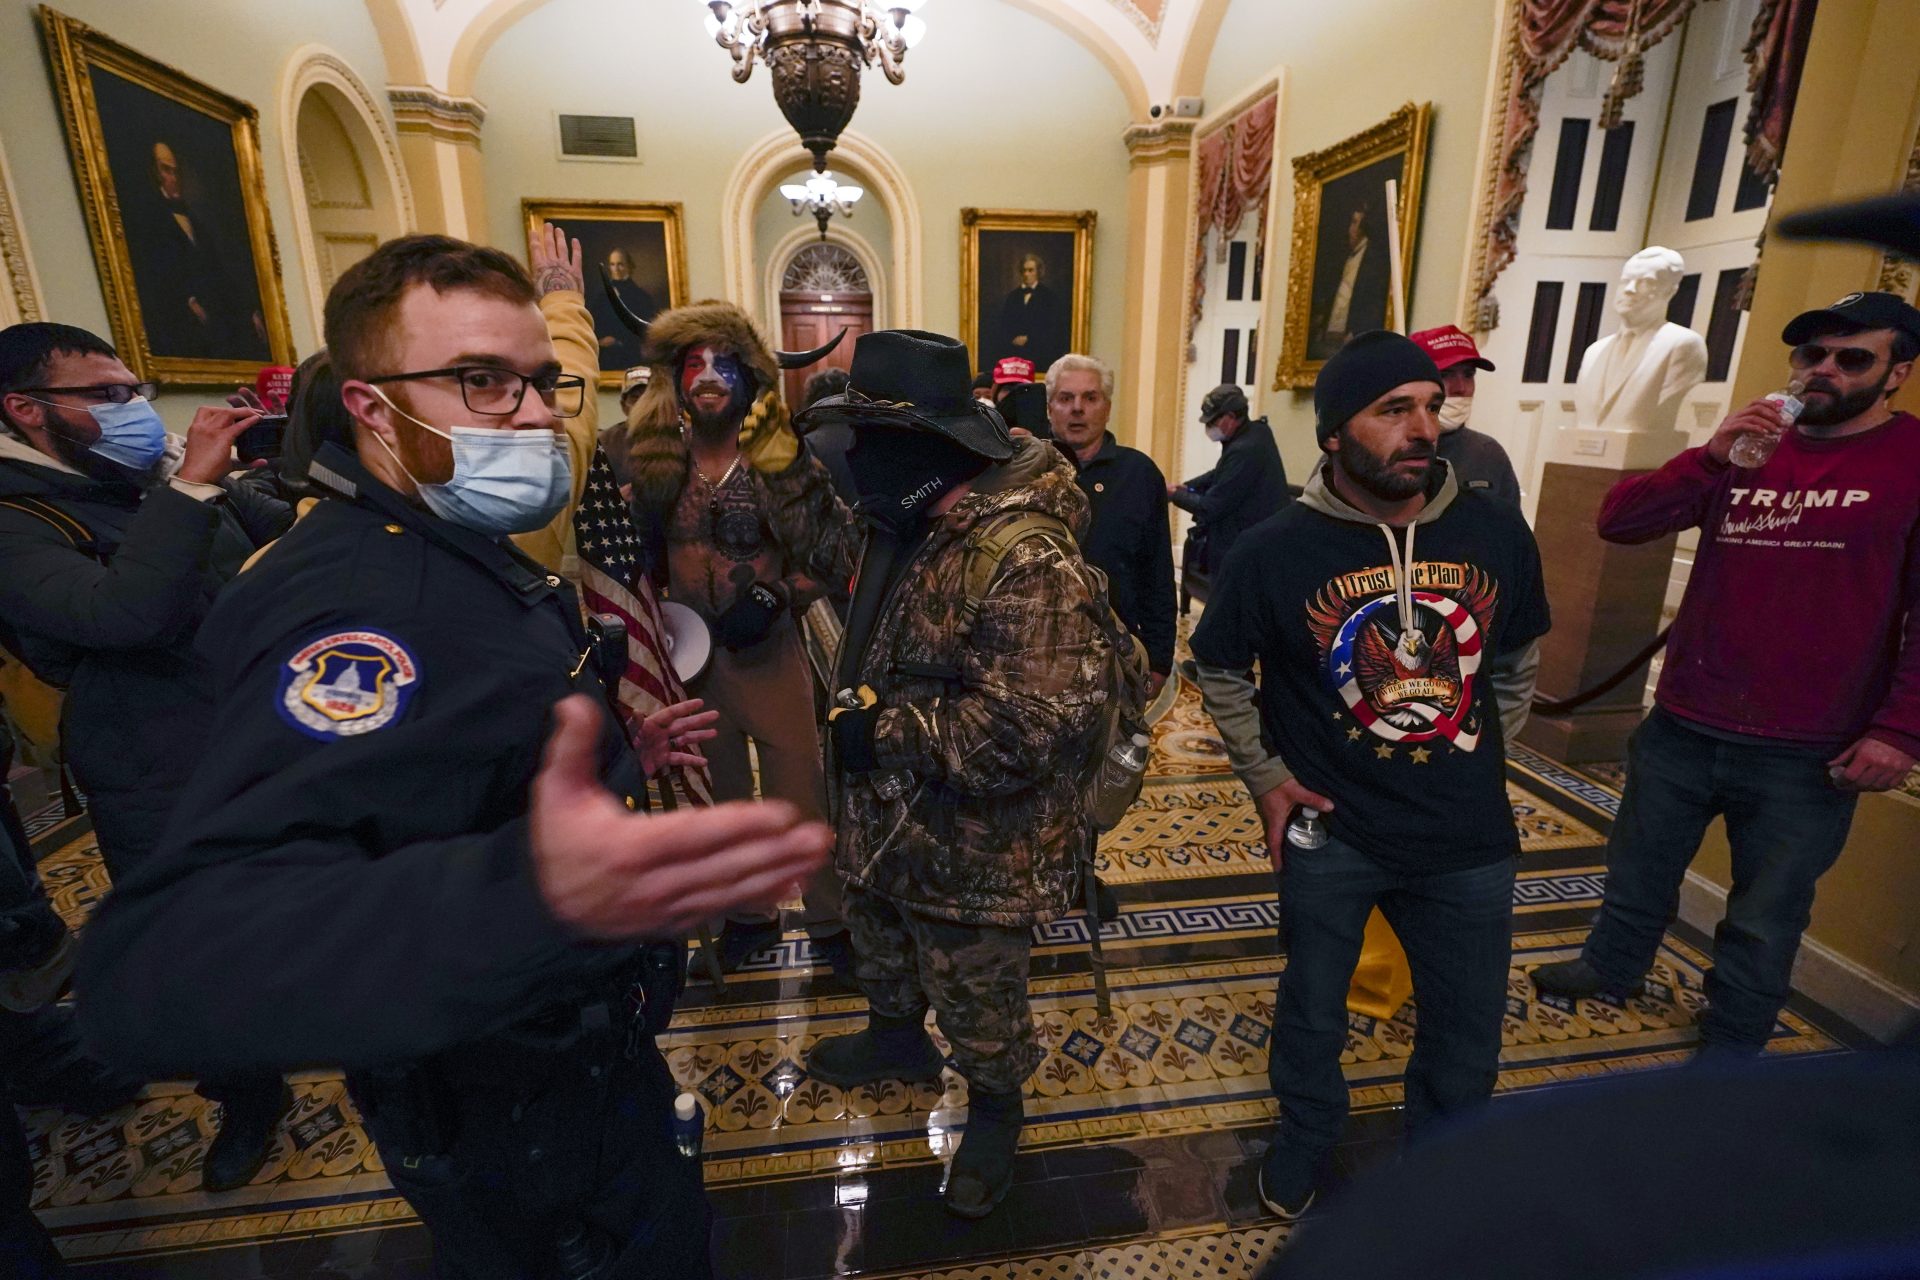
[1272,102,1431,390]
[523,199,690,389]
[960,208,1096,376]
[38,6,294,384]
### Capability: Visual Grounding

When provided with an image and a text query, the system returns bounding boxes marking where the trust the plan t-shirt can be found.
[1192,490,1549,872]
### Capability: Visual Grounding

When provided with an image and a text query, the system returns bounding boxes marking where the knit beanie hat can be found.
[1312,330,1443,443]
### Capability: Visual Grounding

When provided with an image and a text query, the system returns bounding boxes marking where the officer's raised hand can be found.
[531,695,831,937]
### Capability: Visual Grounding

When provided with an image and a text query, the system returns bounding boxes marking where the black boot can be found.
[805,1012,945,1088]
[1,1004,140,1115]
[944,1088,1023,1218]
[1529,957,1636,1001]
[715,918,784,974]
[202,1079,290,1193]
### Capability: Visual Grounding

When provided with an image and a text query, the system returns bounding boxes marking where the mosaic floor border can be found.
[35,925,1847,1262]
[867,1221,1292,1280]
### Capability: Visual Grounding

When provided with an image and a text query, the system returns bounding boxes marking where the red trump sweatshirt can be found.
[1597,411,1920,758]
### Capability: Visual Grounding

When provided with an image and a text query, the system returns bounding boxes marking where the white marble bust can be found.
[1572,247,1709,435]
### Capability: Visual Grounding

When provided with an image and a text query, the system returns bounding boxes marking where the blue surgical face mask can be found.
[369,389,571,535]
[84,397,169,471]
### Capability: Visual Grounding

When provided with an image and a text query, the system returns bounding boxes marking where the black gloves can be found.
[827,684,882,772]
[714,582,785,651]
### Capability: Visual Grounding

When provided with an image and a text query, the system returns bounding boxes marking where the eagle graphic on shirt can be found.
[1305,562,1499,751]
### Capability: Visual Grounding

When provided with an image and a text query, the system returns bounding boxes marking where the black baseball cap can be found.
[1781,291,1920,345]
[1199,384,1249,423]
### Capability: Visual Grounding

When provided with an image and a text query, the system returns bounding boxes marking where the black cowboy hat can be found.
[792,329,1014,461]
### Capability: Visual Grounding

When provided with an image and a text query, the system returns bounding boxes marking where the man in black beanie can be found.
[1189,330,1549,1219]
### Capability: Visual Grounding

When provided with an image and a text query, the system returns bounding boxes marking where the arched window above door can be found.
[782,244,871,296]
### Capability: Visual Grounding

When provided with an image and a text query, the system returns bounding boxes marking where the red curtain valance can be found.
[1472,0,1697,328]
[1189,91,1277,342]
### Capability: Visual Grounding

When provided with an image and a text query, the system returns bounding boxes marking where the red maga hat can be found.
[1409,324,1496,373]
[991,356,1036,385]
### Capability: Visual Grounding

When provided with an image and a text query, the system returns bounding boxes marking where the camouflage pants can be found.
[842,884,1039,1093]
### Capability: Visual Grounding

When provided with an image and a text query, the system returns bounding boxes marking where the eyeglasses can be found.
[365,366,586,418]
[1788,343,1883,375]
[17,382,160,404]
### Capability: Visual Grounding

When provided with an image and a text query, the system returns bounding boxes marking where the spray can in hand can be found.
[1285,806,1329,851]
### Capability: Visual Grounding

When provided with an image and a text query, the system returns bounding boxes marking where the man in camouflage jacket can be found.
[790,329,1109,1220]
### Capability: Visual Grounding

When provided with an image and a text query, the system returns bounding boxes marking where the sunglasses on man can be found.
[1787,343,1893,376]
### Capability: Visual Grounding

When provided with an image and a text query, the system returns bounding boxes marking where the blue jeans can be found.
[1270,837,1515,1156]
[1582,708,1858,1051]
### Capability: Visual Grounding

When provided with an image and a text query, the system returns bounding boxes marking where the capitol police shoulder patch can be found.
[277,630,421,741]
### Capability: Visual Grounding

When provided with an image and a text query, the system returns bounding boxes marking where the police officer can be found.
[77,235,831,1279]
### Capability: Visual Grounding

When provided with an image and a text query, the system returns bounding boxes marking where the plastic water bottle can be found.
[1285,806,1329,851]
[673,1092,703,1160]
[1091,733,1152,828]
[1730,380,1805,468]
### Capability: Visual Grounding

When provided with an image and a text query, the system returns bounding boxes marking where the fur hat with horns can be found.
[606,269,844,512]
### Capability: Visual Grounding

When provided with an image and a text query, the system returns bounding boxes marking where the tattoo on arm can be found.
[534,264,582,297]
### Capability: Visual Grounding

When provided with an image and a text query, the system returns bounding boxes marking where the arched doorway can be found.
[292,83,405,308]
[778,243,873,409]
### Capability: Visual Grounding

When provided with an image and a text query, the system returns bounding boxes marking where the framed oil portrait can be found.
[1272,102,1431,390]
[960,208,1096,377]
[38,7,294,384]
[522,199,689,388]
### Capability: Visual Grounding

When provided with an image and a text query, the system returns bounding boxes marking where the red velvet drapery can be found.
[1472,0,1697,328]
[1189,91,1277,342]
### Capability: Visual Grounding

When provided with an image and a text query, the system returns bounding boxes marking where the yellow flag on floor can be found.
[1347,908,1414,1019]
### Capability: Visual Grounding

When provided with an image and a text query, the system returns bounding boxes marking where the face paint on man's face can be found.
[679,344,753,431]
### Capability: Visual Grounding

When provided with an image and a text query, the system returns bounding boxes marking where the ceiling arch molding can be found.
[360,0,430,86]
[280,45,417,334]
[724,128,922,330]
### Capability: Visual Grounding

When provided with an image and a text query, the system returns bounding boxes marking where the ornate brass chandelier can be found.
[700,0,928,170]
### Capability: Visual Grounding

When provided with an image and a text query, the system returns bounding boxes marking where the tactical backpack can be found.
[957,509,1152,1016]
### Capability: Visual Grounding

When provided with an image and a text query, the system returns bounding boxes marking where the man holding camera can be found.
[0,321,292,1191]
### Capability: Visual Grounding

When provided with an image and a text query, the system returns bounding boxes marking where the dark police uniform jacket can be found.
[78,445,705,1275]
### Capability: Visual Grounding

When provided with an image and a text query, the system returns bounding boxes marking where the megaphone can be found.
[657,601,712,685]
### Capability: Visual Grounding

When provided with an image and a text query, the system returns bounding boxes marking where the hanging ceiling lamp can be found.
[781,170,865,240]
[700,0,929,171]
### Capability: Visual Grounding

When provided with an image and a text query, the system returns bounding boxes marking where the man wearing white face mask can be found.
[0,321,295,1192]
[1409,326,1522,507]
[1170,383,1291,584]
[79,235,830,1277]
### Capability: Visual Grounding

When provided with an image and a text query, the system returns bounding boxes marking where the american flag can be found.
[573,444,713,807]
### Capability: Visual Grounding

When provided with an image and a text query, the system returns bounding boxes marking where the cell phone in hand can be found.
[236,413,289,465]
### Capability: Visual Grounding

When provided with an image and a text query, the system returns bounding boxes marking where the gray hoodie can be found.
[1192,457,1542,800]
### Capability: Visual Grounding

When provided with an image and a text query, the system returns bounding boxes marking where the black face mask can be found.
[844,425,989,533]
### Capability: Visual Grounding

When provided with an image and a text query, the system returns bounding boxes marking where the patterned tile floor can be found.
[22,625,1863,1278]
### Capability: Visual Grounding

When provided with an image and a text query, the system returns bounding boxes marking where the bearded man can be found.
[625,302,850,972]
[1190,331,1549,1220]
